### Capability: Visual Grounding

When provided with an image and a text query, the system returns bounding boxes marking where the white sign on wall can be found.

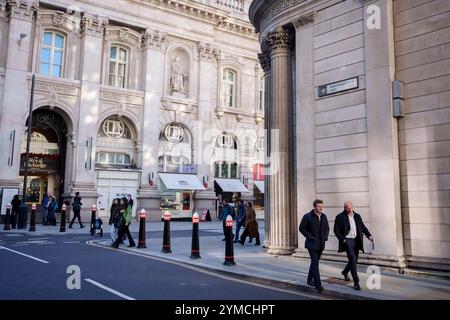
[318,77,359,97]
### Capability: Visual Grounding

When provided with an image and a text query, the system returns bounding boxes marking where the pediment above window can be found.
[104,26,142,48]
[37,10,78,33]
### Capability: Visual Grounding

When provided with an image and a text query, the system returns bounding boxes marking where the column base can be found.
[267,246,296,255]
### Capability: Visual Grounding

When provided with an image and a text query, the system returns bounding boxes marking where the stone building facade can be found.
[0,0,265,220]
[250,0,450,271]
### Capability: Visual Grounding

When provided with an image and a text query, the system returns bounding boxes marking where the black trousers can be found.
[69,209,83,227]
[307,249,323,289]
[114,225,135,247]
[343,238,360,284]
[11,211,18,228]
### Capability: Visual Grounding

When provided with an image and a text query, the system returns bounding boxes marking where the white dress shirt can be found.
[346,213,357,239]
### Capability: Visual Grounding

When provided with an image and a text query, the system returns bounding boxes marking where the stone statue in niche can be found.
[170,56,188,96]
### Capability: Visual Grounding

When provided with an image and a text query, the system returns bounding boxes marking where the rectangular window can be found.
[109,46,128,88]
[40,31,65,78]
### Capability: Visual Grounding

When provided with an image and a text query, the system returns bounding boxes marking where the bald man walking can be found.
[333,201,373,290]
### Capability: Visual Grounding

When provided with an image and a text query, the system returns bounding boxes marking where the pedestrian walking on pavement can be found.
[69,192,84,229]
[112,197,135,248]
[299,199,329,294]
[41,192,50,224]
[220,199,235,241]
[45,196,58,226]
[239,202,260,246]
[11,194,21,229]
[333,201,373,291]
[108,198,121,243]
[234,200,246,243]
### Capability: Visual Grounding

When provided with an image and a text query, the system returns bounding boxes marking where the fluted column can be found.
[265,27,297,255]
[258,51,271,248]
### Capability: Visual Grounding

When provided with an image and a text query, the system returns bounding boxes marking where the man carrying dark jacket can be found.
[299,199,329,293]
[333,201,373,291]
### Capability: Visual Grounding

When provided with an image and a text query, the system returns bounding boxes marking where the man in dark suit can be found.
[299,199,329,293]
[333,201,373,291]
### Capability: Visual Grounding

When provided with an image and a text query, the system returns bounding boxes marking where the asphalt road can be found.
[0,231,325,301]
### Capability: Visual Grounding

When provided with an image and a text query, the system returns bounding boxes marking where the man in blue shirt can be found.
[234,200,246,243]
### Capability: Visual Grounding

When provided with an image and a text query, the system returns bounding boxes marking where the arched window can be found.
[222,69,236,108]
[40,31,65,77]
[96,116,136,168]
[158,123,193,173]
[214,133,239,178]
[109,46,128,88]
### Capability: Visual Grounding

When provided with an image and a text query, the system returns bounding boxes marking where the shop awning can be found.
[254,180,264,193]
[159,173,205,191]
[214,178,249,193]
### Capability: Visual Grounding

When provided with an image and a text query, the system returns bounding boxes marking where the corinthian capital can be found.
[258,52,271,75]
[141,28,169,52]
[81,12,108,37]
[7,0,38,20]
[197,42,220,61]
[265,27,294,53]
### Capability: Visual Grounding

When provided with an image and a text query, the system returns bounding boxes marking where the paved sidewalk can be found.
[2,221,450,300]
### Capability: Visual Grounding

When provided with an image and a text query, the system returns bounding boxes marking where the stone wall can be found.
[394,0,450,268]
[312,0,370,252]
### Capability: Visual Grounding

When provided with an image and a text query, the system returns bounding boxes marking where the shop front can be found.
[214,178,249,217]
[158,173,205,219]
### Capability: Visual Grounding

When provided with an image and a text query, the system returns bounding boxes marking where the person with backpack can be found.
[69,192,84,229]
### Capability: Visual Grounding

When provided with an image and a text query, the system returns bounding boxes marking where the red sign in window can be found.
[253,163,265,181]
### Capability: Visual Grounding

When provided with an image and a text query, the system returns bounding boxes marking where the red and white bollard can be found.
[162,210,172,253]
[223,215,236,266]
[29,203,37,232]
[90,204,97,236]
[137,209,147,249]
[59,204,67,232]
[190,212,201,259]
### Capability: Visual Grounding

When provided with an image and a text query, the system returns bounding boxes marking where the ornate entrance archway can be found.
[20,108,70,208]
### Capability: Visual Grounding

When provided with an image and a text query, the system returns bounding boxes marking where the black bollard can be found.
[137,209,147,249]
[190,212,201,259]
[162,211,172,253]
[3,204,11,230]
[59,204,67,232]
[90,205,96,236]
[223,215,236,266]
[29,203,36,232]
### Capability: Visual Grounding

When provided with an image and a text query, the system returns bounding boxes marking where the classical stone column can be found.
[193,42,220,216]
[138,28,168,220]
[258,51,271,248]
[265,27,297,255]
[291,13,317,257]
[364,0,405,267]
[72,13,107,206]
[0,0,38,190]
